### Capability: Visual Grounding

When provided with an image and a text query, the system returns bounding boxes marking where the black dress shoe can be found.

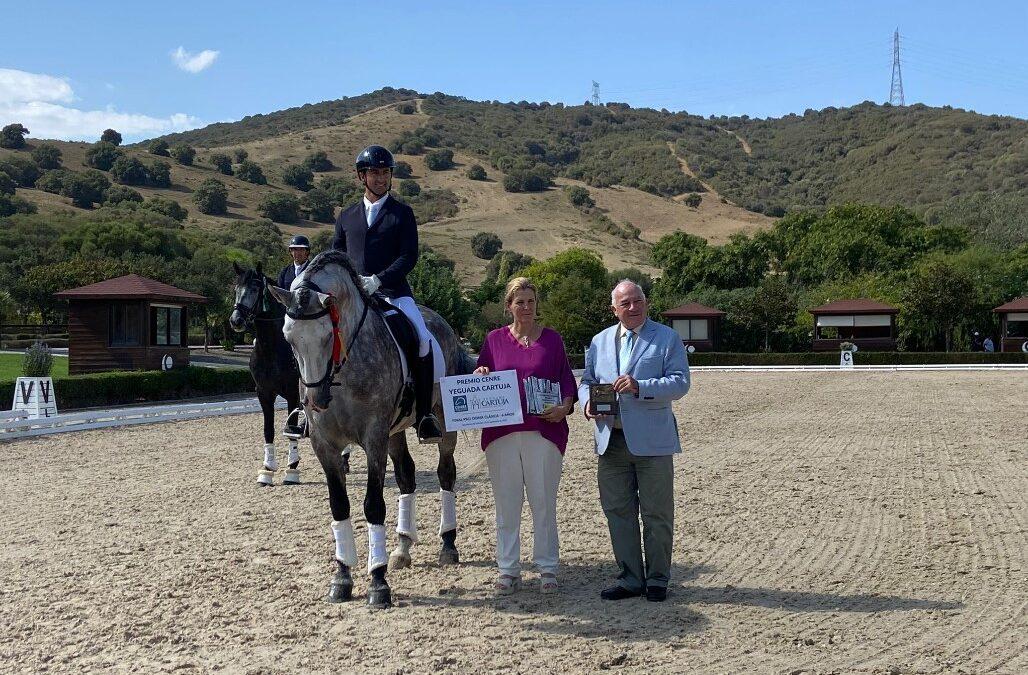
[646,586,668,602]
[600,585,642,601]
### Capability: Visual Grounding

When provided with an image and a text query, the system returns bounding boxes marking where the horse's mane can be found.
[300,250,370,305]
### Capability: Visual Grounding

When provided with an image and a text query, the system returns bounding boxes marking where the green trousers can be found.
[597,429,675,591]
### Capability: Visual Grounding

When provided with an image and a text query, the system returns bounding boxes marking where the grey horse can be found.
[267,250,473,608]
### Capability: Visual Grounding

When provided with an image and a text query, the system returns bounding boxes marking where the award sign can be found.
[440,369,523,432]
[589,383,619,416]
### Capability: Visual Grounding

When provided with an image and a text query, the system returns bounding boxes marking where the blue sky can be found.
[2,1,1026,141]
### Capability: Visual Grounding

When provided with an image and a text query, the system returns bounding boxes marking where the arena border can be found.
[690,364,1028,372]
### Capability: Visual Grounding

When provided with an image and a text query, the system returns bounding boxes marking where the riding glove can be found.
[360,274,382,295]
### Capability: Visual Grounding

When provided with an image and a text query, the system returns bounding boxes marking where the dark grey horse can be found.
[268,250,473,608]
[229,262,303,486]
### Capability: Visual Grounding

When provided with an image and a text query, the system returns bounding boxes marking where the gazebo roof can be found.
[54,274,207,303]
[808,298,898,315]
[993,296,1028,313]
[661,301,726,318]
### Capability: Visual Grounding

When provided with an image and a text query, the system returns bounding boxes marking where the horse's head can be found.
[268,254,366,411]
[229,261,266,332]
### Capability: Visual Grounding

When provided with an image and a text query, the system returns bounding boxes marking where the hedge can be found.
[1,366,255,411]
[565,352,1028,369]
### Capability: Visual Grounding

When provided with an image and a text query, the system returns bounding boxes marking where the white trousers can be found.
[485,431,563,577]
[385,295,431,357]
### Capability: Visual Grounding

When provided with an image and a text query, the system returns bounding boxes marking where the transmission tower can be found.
[890,28,905,106]
[591,81,602,106]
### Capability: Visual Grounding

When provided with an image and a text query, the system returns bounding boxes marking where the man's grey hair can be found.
[611,279,646,304]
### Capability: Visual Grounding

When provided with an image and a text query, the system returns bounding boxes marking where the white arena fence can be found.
[2,363,1025,440]
[1,398,287,441]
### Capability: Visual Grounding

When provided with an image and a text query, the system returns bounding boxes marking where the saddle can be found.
[370,293,418,426]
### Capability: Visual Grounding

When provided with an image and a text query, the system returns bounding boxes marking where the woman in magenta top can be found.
[475,276,577,596]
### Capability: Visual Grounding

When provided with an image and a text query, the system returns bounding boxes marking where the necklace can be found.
[510,325,535,346]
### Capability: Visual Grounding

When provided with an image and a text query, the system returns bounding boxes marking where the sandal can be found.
[494,574,520,596]
[540,573,558,595]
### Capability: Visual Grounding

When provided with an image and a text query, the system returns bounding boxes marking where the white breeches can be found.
[385,295,432,357]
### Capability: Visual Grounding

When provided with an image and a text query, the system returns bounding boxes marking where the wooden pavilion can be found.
[809,298,898,352]
[660,301,726,352]
[993,296,1028,353]
[54,274,207,374]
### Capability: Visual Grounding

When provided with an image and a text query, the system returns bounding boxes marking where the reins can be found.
[233,275,281,326]
[287,280,370,389]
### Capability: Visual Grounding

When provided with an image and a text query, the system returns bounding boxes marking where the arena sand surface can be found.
[1,371,1026,674]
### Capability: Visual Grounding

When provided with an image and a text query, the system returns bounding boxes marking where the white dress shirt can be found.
[363,193,389,228]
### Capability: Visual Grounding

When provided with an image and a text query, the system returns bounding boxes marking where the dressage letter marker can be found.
[12,377,58,419]
[439,370,523,432]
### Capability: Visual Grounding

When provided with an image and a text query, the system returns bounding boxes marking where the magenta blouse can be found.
[476,327,579,454]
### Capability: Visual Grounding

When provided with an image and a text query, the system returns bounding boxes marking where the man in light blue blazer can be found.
[579,280,690,602]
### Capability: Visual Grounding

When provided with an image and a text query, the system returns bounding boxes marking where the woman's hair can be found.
[503,276,537,307]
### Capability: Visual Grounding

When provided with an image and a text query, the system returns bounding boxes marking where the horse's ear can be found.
[316,292,335,309]
[267,285,292,307]
[232,261,243,276]
[255,261,263,275]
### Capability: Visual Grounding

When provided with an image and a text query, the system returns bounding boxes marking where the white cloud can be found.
[171,47,219,74]
[0,68,203,141]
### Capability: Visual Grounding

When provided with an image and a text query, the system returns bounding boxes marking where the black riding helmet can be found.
[288,234,311,249]
[355,145,395,171]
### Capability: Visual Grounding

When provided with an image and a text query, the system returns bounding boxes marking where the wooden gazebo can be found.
[660,301,726,352]
[809,298,898,352]
[993,297,1028,353]
[54,274,207,374]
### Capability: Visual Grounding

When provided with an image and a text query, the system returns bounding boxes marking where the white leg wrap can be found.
[439,489,457,535]
[397,493,418,543]
[331,519,358,567]
[368,524,388,572]
[287,440,300,465]
[263,443,278,471]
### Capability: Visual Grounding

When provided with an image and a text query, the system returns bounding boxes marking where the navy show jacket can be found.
[331,194,418,299]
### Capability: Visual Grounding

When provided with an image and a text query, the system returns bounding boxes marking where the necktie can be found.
[620,329,634,375]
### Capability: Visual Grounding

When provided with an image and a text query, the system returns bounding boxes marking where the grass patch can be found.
[0,353,69,380]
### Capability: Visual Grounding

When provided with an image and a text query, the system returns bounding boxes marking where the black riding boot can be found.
[414,347,443,444]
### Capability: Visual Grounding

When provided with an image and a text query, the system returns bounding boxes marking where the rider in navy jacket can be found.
[278,234,311,290]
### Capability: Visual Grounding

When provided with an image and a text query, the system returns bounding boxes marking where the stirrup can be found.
[283,407,308,440]
[415,414,443,444]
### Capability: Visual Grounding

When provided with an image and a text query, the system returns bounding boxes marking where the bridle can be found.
[232,274,278,327]
[286,280,370,390]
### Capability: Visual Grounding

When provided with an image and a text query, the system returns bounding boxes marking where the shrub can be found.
[100,128,122,145]
[565,185,594,208]
[408,188,460,224]
[0,193,36,216]
[210,153,233,175]
[304,150,334,172]
[258,192,300,223]
[318,175,361,205]
[35,169,71,194]
[393,161,413,178]
[148,160,171,187]
[170,144,196,166]
[471,232,503,260]
[1,123,29,149]
[233,148,248,163]
[397,103,416,115]
[110,156,149,185]
[466,164,487,180]
[148,139,170,156]
[301,187,334,223]
[0,171,14,196]
[31,143,62,170]
[282,163,314,191]
[86,141,122,171]
[193,178,228,215]
[684,193,702,208]
[143,195,187,221]
[62,170,111,208]
[397,179,421,197]
[425,149,454,171]
[235,159,267,184]
[22,341,54,377]
[0,155,41,188]
[103,185,144,205]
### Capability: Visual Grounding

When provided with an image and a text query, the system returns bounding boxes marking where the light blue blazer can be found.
[578,319,690,456]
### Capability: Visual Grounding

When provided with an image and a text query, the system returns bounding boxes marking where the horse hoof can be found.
[389,551,412,571]
[282,468,301,485]
[256,470,275,486]
[327,580,353,603]
[439,548,460,566]
[367,586,392,609]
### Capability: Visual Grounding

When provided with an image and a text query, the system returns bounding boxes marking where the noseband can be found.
[286,280,370,390]
[233,275,276,327]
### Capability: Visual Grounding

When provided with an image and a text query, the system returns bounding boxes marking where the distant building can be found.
[54,274,207,374]
[660,301,726,352]
[993,297,1028,353]
[809,299,898,352]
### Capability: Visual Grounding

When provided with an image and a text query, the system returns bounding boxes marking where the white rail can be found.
[691,364,1028,372]
[1,398,286,441]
